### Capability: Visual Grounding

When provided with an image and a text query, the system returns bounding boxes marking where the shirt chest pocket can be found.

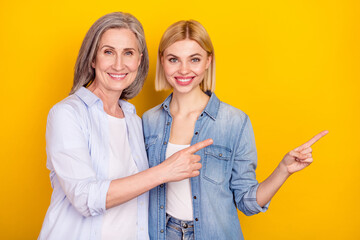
[202,145,232,184]
[145,135,158,167]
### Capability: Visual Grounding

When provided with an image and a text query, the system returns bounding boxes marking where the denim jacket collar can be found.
[203,92,220,120]
[160,92,220,120]
[75,87,136,114]
[160,93,172,115]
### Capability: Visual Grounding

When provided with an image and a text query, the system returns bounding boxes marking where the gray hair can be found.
[70,12,149,100]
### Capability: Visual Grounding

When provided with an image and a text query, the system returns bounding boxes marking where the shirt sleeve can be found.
[230,115,270,216]
[46,103,111,217]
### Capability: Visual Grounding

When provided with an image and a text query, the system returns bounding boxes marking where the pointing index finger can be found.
[301,130,329,149]
[185,139,213,154]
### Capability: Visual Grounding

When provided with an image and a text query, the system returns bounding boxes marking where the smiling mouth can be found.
[175,77,195,82]
[108,73,127,79]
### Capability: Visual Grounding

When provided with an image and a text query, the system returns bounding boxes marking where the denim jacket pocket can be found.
[202,145,232,184]
[145,135,158,167]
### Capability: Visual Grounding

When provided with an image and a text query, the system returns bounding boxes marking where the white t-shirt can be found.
[165,142,194,221]
[101,115,139,240]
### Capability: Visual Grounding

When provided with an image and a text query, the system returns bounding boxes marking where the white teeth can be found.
[177,78,193,82]
[109,73,126,78]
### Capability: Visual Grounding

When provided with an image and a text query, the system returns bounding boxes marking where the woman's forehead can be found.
[164,39,206,56]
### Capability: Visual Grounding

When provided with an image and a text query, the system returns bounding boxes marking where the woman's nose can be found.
[179,62,190,74]
[112,55,124,70]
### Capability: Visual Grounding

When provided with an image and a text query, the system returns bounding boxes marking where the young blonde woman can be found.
[142,20,327,240]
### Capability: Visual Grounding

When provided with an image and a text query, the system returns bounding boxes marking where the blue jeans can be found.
[166,214,194,240]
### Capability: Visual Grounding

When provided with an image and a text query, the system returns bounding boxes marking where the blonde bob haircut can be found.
[155,20,215,92]
[70,12,149,100]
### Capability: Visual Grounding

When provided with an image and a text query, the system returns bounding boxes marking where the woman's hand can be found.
[158,138,213,183]
[256,130,328,207]
[280,130,328,175]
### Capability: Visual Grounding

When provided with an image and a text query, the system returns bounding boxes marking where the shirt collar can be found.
[119,100,136,114]
[203,92,220,120]
[75,87,136,114]
[75,87,100,106]
[161,92,220,120]
[160,93,173,115]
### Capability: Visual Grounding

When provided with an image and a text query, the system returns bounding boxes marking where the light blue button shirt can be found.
[39,87,149,240]
[142,93,270,240]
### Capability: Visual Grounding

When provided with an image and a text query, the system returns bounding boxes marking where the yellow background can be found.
[1,0,359,239]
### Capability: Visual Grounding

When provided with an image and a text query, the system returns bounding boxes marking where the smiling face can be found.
[161,39,212,95]
[90,28,142,96]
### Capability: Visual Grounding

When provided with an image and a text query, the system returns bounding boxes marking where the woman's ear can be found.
[160,55,164,66]
[205,54,212,69]
[138,53,143,67]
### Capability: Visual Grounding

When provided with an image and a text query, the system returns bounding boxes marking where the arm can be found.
[46,105,110,217]
[232,116,270,216]
[256,130,328,207]
[47,105,212,213]
[105,138,212,209]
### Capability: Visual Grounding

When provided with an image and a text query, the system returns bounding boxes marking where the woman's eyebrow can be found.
[165,53,202,57]
[190,53,202,57]
[100,45,115,49]
[123,48,136,51]
[165,53,178,58]
[100,45,136,51]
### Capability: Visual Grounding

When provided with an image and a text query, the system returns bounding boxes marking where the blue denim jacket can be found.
[142,93,269,240]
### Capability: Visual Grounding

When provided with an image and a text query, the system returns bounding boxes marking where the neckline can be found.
[107,114,125,121]
[168,142,190,147]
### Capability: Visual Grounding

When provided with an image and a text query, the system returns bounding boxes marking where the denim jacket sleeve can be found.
[231,115,270,216]
[46,103,111,217]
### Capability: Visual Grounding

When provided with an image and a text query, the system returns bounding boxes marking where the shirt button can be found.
[195,218,199,221]
[160,205,164,209]
[219,153,222,157]
[160,184,164,188]
[164,141,167,145]
[193,196,197,199]
[167,122,170,125]
[195,131,199,135]
[200,113,204,117]
[160,229,164,233]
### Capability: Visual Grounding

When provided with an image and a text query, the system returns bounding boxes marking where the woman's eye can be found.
[192,58,200,63]
[125,51,134,56]
[169,58,178,63]
[104,50,112,55]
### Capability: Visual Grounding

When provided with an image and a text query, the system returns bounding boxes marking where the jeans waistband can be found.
[166,213,194,229]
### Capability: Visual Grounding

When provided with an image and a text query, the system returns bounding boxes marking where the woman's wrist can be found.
[277,161,292,179]
[150,164,168,185]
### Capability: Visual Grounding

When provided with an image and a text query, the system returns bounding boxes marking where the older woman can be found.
[38,13,212,240]
[142,20,328,240]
